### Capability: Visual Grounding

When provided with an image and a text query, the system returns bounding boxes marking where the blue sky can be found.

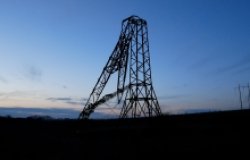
[0,0,250,118]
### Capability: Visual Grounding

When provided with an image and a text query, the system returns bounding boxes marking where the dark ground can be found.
[0,109,250,159]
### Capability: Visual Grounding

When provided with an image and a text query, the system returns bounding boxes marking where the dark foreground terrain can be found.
[1,109,250,159]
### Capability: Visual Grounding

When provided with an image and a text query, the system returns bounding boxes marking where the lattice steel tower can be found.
[79,15,161,119]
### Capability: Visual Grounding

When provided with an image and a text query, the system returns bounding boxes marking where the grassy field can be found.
[0,109,249,159]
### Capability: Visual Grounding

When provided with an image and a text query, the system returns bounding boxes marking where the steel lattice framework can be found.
[79,15,161,119]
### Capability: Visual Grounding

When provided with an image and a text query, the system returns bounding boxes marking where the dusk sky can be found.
[0,0,250,118]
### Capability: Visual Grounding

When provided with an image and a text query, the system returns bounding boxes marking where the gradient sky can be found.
[0,0,250,118]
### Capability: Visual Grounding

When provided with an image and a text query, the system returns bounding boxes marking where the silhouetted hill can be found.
[0,109,250,159]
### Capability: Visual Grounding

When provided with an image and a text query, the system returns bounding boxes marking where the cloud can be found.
[0,107,117,119]
[0,107,80,119]
[232,65,250,75]
[0,90,38,99]
[66,101,81,105]
[159,94,187,100]
[188,57,213,70]
[215,54,250,74]
[62,85,67,89]
[25,65,42,81]
[47,97,72,101]
[169,84,189,90]
[0,75,8,83]
[46,97,83,106]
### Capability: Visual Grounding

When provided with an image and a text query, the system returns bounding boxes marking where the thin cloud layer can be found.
[159,94,188,100]
[25,65,42,81]
[47,97,72,101]
[215,54,250,75]
[0,107,117,119]
[0,107,78,119]
[46,97,83,105]
[0,90,38,99]
[0,75,7,83]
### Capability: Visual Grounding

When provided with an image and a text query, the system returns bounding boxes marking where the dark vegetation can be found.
[0,109,250,159]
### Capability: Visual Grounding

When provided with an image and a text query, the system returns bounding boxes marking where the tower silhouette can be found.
[79,16,161,119]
